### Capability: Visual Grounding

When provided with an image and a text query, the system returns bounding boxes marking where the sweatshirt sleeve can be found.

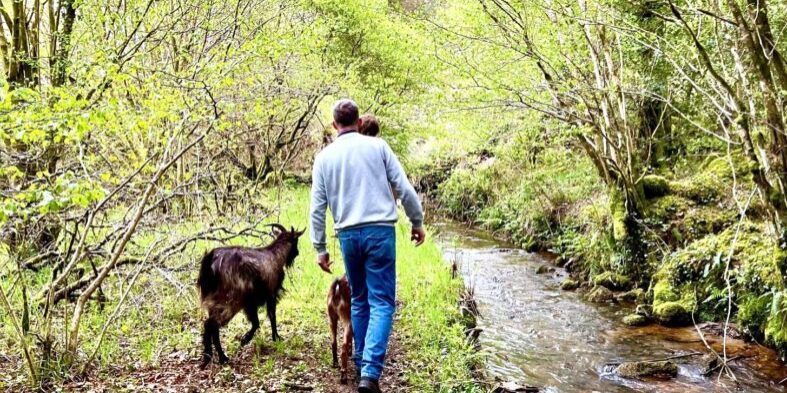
[309,156,328,255]
[382,142,424,228]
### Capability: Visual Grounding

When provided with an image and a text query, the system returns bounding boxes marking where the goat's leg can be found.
[240,305,259,347]
[329,308,339,368]
[340,321,353,384]
[200,318,217,369]
[266,299,281,341]
[211,323,229,364]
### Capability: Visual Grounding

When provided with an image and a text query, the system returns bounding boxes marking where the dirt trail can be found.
[61,332,410,393]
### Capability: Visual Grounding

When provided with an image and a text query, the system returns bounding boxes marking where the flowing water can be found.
[435,221,787,393]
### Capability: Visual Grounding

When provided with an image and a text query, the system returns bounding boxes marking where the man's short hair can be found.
[360,114,380,137]
[332,99,360,127]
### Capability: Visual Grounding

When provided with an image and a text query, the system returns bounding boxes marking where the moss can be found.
[645,195,735,247]
[669,156,756,205]
[616,288,645,303]
[653,222,786,331]
[641,175,669,199]
[560,278,579,291]
[622,313,648,326]
[645,195,692,222]
[765,292,787,357]
[610,190,628,242]
[592,271,631,290]
[585,286,614,303]
[653,301,692,325]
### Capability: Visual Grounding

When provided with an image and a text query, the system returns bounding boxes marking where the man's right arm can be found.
[309,157,328,255]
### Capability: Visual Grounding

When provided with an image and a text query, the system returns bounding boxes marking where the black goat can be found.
[197,224,304,368]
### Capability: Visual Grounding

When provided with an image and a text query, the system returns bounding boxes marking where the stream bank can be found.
[435,219,787,393]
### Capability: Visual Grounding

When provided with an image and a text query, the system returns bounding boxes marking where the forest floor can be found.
[60,331,410,393]
[0,187,480,392]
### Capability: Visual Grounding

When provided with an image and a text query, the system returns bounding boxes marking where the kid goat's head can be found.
[268,223,305,267]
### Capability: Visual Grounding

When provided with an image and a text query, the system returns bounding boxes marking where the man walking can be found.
[310,99,425,393]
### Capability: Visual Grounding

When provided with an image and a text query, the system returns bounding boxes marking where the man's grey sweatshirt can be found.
[309,132,424,255]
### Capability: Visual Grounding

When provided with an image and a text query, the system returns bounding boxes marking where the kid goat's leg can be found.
[340,319,353,384]
[240,304,260,346]
[329,307,339,368]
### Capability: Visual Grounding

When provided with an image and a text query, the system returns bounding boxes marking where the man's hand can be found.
[317,253,332,273]
[411,227,426,247]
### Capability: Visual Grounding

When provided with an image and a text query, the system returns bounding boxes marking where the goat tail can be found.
[197,250,217,300]
[329,274,349,304]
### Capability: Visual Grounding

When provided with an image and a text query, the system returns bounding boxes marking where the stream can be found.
[434,221,787,393]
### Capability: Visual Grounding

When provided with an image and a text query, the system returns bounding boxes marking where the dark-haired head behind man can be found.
[310,99,425,393]
[359,114,380,137]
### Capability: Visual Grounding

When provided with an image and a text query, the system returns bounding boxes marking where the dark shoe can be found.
[358,377,381,393]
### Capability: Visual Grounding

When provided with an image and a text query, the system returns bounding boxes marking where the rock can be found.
[492,381,539,393]
[635,304,653,317]
[616,288,645,303]
[696,353,720,375]
[563,259,576,272]
[585,286,615,303]
[622,314,648,327]
[697,322,744,340]
[560,278,579,291]
[653,301,691,325]
[591,271,631,290]
[535,265,555,274]
[615,360,678,379]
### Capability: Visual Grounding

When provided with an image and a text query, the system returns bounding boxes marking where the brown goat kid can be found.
[327,274,353,384]
[197,224,304,368]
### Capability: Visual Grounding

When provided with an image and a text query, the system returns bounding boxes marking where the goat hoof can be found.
[340,374,348,385]
[218,355,230,365]
[199,357,211,370]
[332,362,339,369]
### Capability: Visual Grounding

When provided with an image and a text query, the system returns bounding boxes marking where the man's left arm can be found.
[381,143,425,245]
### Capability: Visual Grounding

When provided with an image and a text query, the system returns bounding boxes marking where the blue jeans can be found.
[338,225,396,381]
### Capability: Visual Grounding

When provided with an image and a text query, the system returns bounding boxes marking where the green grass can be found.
[0,186,481,392]
[272,186,483,391]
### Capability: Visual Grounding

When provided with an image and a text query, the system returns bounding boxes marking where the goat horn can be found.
[265,223,287,234]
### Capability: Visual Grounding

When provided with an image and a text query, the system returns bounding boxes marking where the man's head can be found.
[332,99,361,132]
[359,114,380,137]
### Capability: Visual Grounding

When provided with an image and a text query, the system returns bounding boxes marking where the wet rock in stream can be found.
[614,360,679,379]
[697,353,721,375]
[585,286,615,303]
[697,322,744,340]
[653,301,691,325]
[560,278,579,291]
[615,288,645,303]
[623,313,649,327]
[535,265,555,274]
[492,381,539,392]
[635,304,653,317]
[591,271,631,290]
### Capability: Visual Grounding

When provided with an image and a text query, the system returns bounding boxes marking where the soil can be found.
[51,332,410,393]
